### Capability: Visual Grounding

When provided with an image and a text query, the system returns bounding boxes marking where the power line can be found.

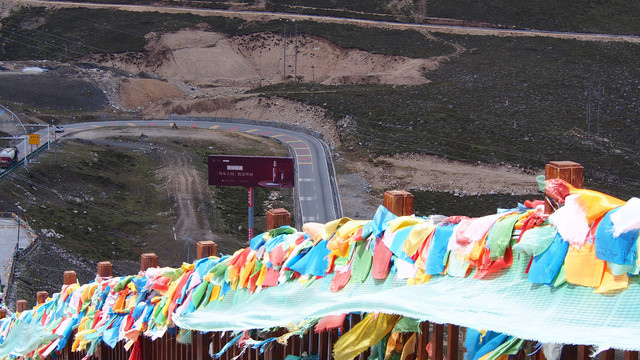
[49,10,162,39]
[0,34,71,58]
[585,81,605,138]
[1,19,112,54]
[0,8,181,60]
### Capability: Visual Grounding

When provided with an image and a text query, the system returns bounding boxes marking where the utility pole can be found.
[283,25,287,81]
[25,123,51,164]
[186,235,191,263]
[294,23,298,81]
[596,82,604,136]
[283,23,300,82]
[52,119,57,163]
[585,82,605,138]
[23,134,27,170]
[585,87,591,137]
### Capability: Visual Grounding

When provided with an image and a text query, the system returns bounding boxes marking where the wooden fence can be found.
[12,161,640,359]
[54,320,640,360]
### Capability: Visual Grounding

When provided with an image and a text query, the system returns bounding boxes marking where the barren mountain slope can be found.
[89,29,436,92]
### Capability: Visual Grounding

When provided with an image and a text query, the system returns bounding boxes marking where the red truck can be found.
[0,146,18,168]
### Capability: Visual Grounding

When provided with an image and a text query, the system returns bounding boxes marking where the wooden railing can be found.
[54,320,640,360]
[10,161,640,359]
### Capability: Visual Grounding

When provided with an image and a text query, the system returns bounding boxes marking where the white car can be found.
[54,125,64,133]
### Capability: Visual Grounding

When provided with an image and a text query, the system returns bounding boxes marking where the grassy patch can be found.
[0,74,108,111]
[0,7,451,61]
[0,130,294,263]
[412,190,540,218]
[0,7,245,60]
[52,0,640,35]
[266,0,640,35]
[255,34,640,200]
[269,0,390,13]
[1,140,169,261]
[265,2,397,21]
[1,129,296,304]
[426,0,640,35]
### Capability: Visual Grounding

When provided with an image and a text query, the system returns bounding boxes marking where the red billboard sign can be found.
[208,155,294,188]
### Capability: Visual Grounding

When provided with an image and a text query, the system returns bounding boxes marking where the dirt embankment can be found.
[86,29,440,138]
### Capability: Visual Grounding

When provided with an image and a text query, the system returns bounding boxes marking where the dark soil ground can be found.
[0,70,108,111]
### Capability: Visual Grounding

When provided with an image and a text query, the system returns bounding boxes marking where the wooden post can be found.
[327,332,334,360]
[16,300,27,312]
[292,334,301,356]
[545,161,584,214]
[416,322,430,360]
[432,323,444,360]
[36,291,49,304]
[303,328,311,355]
[97,261,113,278]
[197,241,218,259]
[282,331,289,360]
[533,346,547,360]
[267,208,291,230]
[310,325,319,358]
[195,332,209,360]
[383,190,414,216]
[577,346,590,360]
[262,330,273,360]
[95,344,107,360]
[319,331,329,360]
[140,336,151,360]
[601,349,616,360]
[447,324,459,360]
[210,332,220,360]
[141,253,158,272]
[63,270,77,285]
[561,345,577,360]
[625,351,639,360]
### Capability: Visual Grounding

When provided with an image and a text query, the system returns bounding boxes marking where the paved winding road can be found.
[10,119,342,226]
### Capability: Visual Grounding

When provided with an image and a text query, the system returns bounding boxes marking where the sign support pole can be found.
[248,187,254,241]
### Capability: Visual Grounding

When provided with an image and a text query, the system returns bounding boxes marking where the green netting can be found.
[2,188,640,357]
[175,254,640,351]
[0,321,59,358]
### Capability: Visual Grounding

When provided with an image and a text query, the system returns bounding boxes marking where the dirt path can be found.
[14,0,640,44]
[156,147,215,244]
